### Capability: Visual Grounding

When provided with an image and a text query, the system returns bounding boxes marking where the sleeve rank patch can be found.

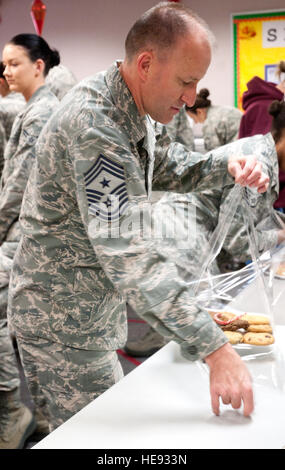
[84,154,129,221]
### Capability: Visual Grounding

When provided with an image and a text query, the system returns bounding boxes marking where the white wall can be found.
[0,0,284,106]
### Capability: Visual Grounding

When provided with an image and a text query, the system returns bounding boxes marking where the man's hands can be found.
[228,155,269,193]
[205,343,254,417]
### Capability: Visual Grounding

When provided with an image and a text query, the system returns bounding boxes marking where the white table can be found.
[33,324,285,450]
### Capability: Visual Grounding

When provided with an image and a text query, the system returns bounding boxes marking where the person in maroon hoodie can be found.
[239,61,285,210]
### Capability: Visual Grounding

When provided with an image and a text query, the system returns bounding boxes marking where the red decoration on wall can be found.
[30,0,46,36]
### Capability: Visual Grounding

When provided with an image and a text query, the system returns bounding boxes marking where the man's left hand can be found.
[228,155,269,193]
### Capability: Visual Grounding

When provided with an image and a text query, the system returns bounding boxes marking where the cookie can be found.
[208,311,236,323]
[208,310,236,319]
[223,331,243,344]
[222,319,249,331]
[219,311,236,321]
[240,314,270,325]
[247,324,273,333]
[276,264,285,276]
[242,332,274,346]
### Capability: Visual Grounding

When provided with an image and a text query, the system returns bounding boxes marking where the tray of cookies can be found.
[208,308,275,354]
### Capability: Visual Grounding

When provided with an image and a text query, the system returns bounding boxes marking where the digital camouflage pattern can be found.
[0,320,20,392]
[45,64,77,101]
[0,240,18,318]
[0,86,58,392]
[0,92,25,178]
[16,333,123,430]
[203,105,242,151]
[0,85,59,244]
[164,106,195,150]
[8,62,233,365]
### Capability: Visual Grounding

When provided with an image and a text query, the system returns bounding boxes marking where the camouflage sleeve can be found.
[153,137,233,193]
[0,120,6,178]
[71,127,228,362]
[0,115,48,243]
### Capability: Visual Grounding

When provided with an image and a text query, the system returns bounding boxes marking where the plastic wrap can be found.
[188,184,285,391]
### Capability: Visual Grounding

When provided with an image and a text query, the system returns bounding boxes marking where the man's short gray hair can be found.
[125,1,213,62]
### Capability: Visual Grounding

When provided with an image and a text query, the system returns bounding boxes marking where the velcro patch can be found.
[84,154,129,221]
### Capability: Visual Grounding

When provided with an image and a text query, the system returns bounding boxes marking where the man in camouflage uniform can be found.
[0,62,25,178]
[8,2,269,430]
[45,64,77,101]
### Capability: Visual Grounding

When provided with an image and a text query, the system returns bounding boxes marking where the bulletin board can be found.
[233,10,285,110]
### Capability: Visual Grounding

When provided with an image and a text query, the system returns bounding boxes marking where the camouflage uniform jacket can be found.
[0,85,59,244]
[164,106,195,150]
[8,63,248,361]
[203,105,242,151]
[0,92,25,178]
[45,65,77,101]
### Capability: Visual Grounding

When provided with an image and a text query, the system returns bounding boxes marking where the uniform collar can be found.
[105,62,147,145]
[26,84,49,106]
[5,91,24,101]
[15,85,50,120]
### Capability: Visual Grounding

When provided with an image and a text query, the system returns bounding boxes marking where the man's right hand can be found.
[204,342,254,417]
[227,154,269,193]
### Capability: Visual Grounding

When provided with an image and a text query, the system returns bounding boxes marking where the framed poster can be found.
[232,10,285,110]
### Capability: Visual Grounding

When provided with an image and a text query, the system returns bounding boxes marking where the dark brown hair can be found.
[0,61,5,79]
[9,34,60,77]
[276,60,285,80]
[269,100,285,143]
[186,88,211,114]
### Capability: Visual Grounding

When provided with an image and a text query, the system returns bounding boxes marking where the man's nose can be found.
[181,87,197,107]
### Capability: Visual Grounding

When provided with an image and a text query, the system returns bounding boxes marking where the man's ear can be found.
[136,51,153,82]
